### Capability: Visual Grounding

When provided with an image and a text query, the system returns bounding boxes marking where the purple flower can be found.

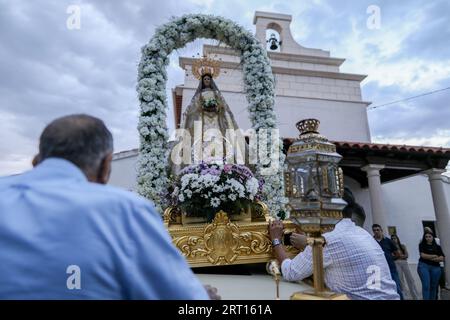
[201,168,221,176]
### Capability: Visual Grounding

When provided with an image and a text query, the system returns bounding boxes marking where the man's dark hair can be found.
[342,188,366,226]
[372,224,382,230]
[342,205,354,219]
[39,114,113,176]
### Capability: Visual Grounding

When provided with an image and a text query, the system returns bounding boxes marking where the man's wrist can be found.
[272,238,282,247]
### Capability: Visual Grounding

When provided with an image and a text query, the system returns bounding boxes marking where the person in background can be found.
[418,229,445,300]
[372,224,404,300]
[391,234,419,299]
[0,114,217,300]
[424,227,446,296]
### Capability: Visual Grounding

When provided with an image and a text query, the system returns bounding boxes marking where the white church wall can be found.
[109,154,138,191]
[273,96,370,141]
[274,74,363,102]
[180,88,370,142]
[382,174,437,264]
[340,173,450,267]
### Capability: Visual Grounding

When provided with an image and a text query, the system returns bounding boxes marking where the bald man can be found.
[0,114,213,299]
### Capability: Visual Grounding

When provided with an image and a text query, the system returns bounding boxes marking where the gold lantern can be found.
[284,119,348,300]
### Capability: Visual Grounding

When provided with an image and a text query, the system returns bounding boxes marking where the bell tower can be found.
[253,11,329,57]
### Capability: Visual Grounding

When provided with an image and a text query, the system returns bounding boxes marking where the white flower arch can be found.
[137,14,286,216]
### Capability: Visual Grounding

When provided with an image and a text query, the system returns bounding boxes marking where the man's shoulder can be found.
[84,183,153,209]
[0,172,25,187]
[323,219,359,239]
[324,222,378,247]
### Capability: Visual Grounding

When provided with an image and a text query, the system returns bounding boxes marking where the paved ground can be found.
[194,263,310,300]
[197,273,309,300]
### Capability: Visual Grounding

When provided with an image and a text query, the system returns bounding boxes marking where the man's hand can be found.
[204,285,221,300]
[290,233,308,250]
[268,220,289,265]
[269,220,284,241]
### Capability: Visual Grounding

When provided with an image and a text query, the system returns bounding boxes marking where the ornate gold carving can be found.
[252,201,270,221]
[288,143,336,154]
[284,171,293,197]
[337,167,344,197]
[167,209,299,267]
[321,165,329,195]
[163,206,180,227]
[290,210,343,219]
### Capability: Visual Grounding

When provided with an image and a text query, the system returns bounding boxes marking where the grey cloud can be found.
[1,0,449,175]
[366,79,450,145]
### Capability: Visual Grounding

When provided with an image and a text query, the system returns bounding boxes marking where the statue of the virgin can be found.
[170,56,247,175]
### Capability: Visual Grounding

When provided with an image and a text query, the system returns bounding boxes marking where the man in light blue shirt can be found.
[0,114,210,299]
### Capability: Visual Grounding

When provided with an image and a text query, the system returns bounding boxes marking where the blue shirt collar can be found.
[35,158,88,182]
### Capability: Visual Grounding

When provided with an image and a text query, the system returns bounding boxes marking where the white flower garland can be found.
[137,14,287,217]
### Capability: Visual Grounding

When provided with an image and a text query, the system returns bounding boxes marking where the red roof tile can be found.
[332,141,450,155]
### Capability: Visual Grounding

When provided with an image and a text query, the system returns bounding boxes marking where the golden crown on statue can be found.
[191,55,221,79]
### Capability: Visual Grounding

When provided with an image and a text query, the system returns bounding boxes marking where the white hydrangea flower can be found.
[210,197,221,208]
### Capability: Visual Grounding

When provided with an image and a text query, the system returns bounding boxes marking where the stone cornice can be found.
[253,11,292,23]
[272,66,367,81]
[176,85,371,105]
[270,51,345,66]
[180,56,367,82]
[203,44,344,66]
[112,148,138,160]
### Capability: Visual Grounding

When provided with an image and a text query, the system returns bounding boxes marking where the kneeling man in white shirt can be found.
[268,207,399,300]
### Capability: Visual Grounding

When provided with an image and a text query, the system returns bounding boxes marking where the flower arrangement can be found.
[137,13,287,217]
[202,97,218,111]
[171,162,262,222]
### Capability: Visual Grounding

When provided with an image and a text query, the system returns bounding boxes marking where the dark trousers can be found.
[417,261,442,300]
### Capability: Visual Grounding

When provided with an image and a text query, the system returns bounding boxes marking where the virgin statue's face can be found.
[202,75,211,88]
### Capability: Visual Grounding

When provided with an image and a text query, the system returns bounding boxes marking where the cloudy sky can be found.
[1,0,449,175]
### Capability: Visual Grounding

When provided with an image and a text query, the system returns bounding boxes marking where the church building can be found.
[109,11,450,291]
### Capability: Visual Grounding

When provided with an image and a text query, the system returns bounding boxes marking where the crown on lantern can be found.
[296,119,320,135]
[191,55,221,80]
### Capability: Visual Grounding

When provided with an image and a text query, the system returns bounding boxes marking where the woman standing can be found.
[417,230,445,300]
[391,235,418,299]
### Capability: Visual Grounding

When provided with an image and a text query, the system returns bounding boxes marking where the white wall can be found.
[109,155,138,191]
[343,173,450,265]
[180,88,370,142]
[381,174,439,264]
